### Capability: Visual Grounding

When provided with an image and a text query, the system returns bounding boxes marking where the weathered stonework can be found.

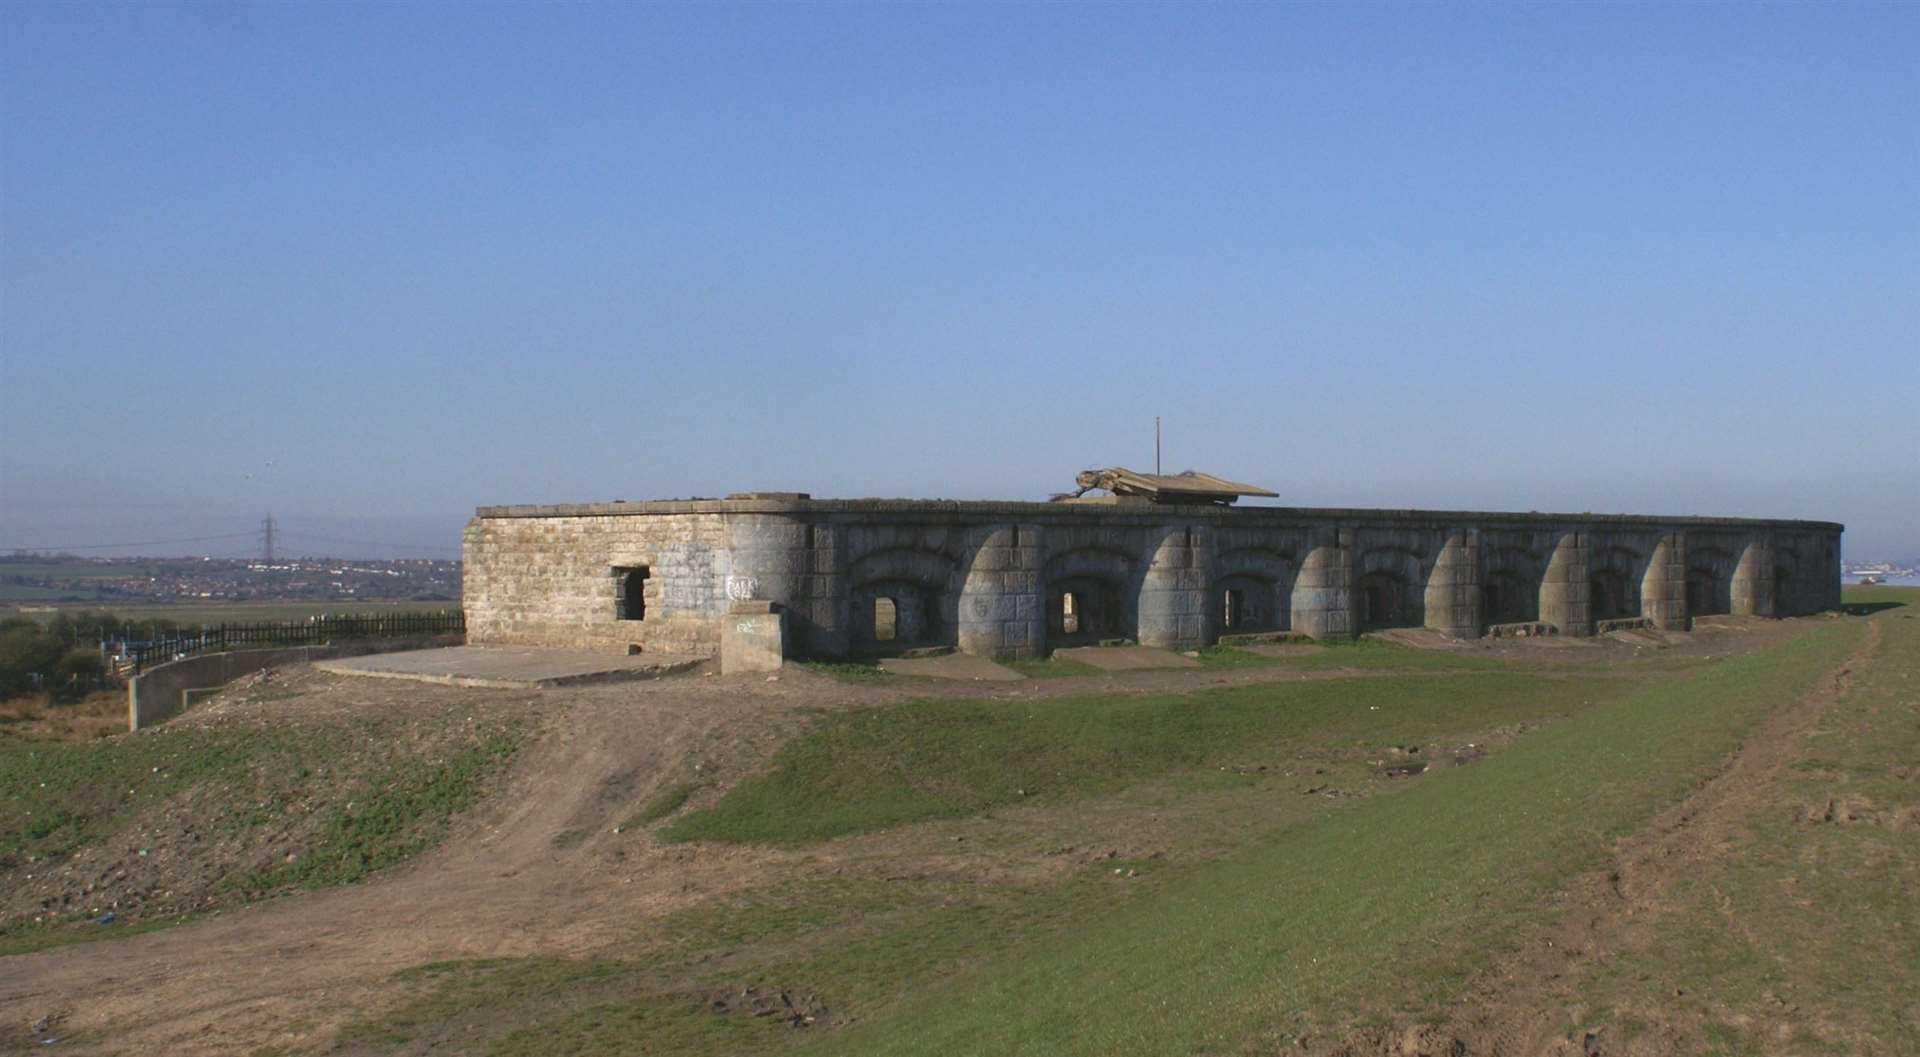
[463,496,1843,660]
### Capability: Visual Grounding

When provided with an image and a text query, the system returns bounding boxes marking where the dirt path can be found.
[0,621,1823,1056]
[1326,617,1884,1057]
[0,657,1441,1055]
[0,672,838,1056]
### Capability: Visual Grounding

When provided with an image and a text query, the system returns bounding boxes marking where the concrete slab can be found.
[1053,645,1201,671]
[1374,628,1472,651]
[878,654,1026,681]
[315,646,704,689]
[1241,643,1329,659]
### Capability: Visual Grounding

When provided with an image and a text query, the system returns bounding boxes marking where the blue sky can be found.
[2,2,1915,559]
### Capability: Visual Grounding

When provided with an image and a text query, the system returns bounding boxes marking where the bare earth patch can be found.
[0,611,1891,1056]
[1307,611,1913,1057]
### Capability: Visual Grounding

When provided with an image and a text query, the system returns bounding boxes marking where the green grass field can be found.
[663,668,1613,845]
[345,604,1894,1057]
[803,624,1859,1057]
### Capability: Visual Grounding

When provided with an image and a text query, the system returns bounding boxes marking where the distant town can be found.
[2,551,1910,608]
[1843,558,1920,584]
[0,554,460,607]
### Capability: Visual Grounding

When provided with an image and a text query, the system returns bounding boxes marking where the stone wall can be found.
[463,497,1843,660]
[462,508,732,653]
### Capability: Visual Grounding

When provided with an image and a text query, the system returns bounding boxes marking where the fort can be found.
[462,471,1843,662]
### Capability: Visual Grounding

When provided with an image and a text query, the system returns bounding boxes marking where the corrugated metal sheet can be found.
[1063,467,1278,503]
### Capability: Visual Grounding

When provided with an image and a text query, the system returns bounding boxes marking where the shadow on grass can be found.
[1841,601,1906,616]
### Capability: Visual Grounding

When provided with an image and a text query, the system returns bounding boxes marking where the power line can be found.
[2,528,459,558]
[0,532,262,552]
[276,530,460,555]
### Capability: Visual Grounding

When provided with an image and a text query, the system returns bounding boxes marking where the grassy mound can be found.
[804,622,1859,1055]
[665,670,1596,845]
[0,682,522,955]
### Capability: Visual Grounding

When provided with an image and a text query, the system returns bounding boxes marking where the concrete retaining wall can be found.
[463,496,1844,660]
[128,638,457,730]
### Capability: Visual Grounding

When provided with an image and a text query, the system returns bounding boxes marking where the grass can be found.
[664,669,1624,845]
[789,619,1862,1056]
[340,616,1872,1057]
[0,716,521,954]
[1568,585,1918,1049]
[800,659,895,682]
[0,725,286,867]
[626,781,697,828]
[236,734,518,892]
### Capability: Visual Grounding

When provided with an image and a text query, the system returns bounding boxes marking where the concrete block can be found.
[721,601,786,674]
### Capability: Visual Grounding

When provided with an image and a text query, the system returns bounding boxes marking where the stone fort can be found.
[462,471,1842,661]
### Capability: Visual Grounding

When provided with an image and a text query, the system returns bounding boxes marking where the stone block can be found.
[721,601,786,674]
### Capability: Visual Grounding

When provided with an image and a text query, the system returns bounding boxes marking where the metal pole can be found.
[1155,417,1161,475]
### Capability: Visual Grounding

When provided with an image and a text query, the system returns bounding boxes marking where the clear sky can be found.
[2,2,1915,560]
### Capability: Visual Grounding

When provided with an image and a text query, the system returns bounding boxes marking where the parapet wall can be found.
[126,638,456,730]
[463,498,1843,659]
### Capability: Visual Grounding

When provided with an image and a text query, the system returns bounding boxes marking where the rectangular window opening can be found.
[614,566,650,621]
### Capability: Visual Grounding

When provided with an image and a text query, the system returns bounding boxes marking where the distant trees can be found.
[0,617,63,698]
[0,611,145,700]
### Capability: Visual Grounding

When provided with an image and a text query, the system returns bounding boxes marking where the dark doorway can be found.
[852,580,946,654]
[1591,570,1633,620]
[1049,576,1128,645]
[1686,570,1726,616]
[1217,574,1282,633]
[1482,571,1538,625]
[1357,572,1412,630]
[614,566,649,621]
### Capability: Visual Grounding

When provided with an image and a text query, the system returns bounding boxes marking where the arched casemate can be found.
[1355,544,1426,630]
[1685,541,1738,618]
[1774,545,1803,617]
[1732,537,1775,617]
[463,496,1841,657]
[1042,545,1142,649]
[1589,544,1647,623]
[1540,532,1592,636]
[1423,532,1483,639]
[1213,545,1298,635]
[1291,529,1355,641]
[846,547,959,655]
[1482,537,1546,626]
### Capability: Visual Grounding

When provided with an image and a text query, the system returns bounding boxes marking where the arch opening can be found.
[850,578,949,655]
[1357,571,1416,630]
[1483,570,1539,625]
[1217,574,1285,633]
[1686,569,1727,617]
[1048,575,1131,646]
[1591,569,1636,620]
